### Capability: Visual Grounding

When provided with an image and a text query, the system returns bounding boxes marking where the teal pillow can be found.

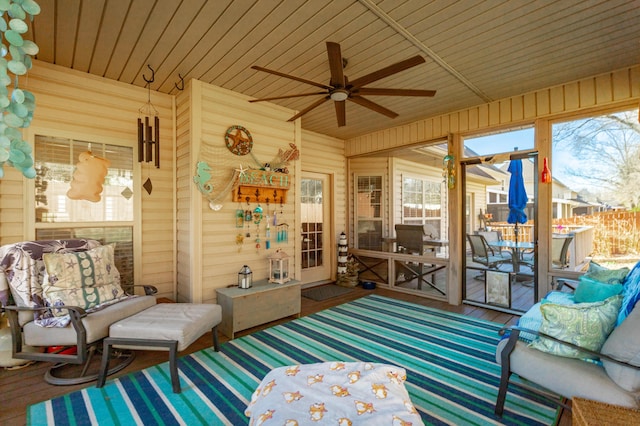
[529,295,622,360]
[574,276,623,303]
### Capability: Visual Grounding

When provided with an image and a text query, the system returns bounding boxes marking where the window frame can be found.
[354,173,384,250]
[24,126,142,285]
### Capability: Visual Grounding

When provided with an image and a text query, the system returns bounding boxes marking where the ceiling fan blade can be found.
[326,42,345,88]
[288,96,330,122]
[249,92,328,102]
[252,65,331,90]
[349,96,398,119]
[355,87,436,97]
[334,100,346,127]
[349,56,426,89]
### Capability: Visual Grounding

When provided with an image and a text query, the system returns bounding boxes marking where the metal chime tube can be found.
[137,118,144,162]
[145,116,152,163]
[154,116,160,168]
[137,114,160,168]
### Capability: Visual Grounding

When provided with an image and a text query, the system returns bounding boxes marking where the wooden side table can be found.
[216,279,301,339]
[572,397,640,425]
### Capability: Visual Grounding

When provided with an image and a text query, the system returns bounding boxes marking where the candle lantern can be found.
[238,265,253,289]
[268,249,290,284]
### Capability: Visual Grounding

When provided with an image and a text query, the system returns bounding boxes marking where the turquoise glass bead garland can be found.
[0,0,41,179]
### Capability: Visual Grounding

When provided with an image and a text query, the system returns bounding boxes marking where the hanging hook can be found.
[143,64,155,86]
[174,73,184,91]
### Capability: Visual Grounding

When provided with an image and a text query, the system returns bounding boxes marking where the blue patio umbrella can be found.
[507,159,528,225]
[507,159,527,252]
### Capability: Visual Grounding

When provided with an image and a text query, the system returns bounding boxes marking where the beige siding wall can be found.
[0,60,176,298]
[0,167,25,244]
[175,85,193,302]
[345,65,640,154]
[176,81,301,303]
[465,181,489,233]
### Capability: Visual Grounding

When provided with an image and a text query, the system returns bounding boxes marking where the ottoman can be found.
[96,303,222,393]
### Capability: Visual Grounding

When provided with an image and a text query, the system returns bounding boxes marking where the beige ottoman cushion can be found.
[109,303,222,351]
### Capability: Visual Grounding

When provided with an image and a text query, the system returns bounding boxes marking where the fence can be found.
[556,211,640,256]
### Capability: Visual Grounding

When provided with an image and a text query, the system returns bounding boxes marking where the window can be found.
[35,136,133,223]
[356,175,383,250]
[551,108,640,270]
[402,176,443,238]
[34,136,135,290]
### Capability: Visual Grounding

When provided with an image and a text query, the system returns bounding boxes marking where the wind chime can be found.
[138,65,160,195]
[275,196,289,243]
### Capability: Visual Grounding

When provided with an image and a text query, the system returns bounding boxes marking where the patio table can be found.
[489,240,534,273]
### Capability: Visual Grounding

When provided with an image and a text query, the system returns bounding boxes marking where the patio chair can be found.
[0,239,158,385]
[478,230,502,243]
[467,234,512,271]
[478,230,513,258]
[394,224,445,294]
[552,235,574,269]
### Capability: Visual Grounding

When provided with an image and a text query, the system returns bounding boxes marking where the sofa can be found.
[495,261,640,414]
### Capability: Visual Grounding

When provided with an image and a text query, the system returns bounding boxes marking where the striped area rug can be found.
[28,295,558,425]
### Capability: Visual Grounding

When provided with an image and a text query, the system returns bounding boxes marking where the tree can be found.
[552,110,640,209]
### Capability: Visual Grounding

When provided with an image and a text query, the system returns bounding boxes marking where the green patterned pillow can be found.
[42,244,124,316]
[586,267,630,284]
[529,295,622,360]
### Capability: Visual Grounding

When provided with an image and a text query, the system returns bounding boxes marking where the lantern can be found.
[268,249,290,284]
[238,265,253,289]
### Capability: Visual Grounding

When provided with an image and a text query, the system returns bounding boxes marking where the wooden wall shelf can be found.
[232,170,290,204]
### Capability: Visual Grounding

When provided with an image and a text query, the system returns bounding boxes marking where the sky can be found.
[464,127,589,191]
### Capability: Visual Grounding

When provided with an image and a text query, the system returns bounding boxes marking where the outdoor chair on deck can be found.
[0,239,157,385]
[478,230,513,258]
[467,234,512,273]
[394,224,444,294]
[477,230,502,243]
[552,235,574,269]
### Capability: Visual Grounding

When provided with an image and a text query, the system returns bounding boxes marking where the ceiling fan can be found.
[249,42,436,127]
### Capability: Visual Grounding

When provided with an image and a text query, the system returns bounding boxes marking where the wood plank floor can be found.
[0,287,569,425]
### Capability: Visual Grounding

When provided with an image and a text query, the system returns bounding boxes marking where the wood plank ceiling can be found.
[28,0,640,140]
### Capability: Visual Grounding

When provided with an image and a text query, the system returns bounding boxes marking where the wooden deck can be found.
[0,287,568,425]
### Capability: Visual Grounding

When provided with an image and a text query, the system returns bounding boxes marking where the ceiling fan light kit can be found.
[330,89,349,101]
[250,41,436,127]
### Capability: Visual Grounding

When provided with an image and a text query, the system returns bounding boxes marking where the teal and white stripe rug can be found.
[28,295,558,425]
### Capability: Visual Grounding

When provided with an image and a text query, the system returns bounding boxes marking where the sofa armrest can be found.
[553,278,578,291]
[498,326,640,371]
[3,304,87,317]
[3,304,89,359]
